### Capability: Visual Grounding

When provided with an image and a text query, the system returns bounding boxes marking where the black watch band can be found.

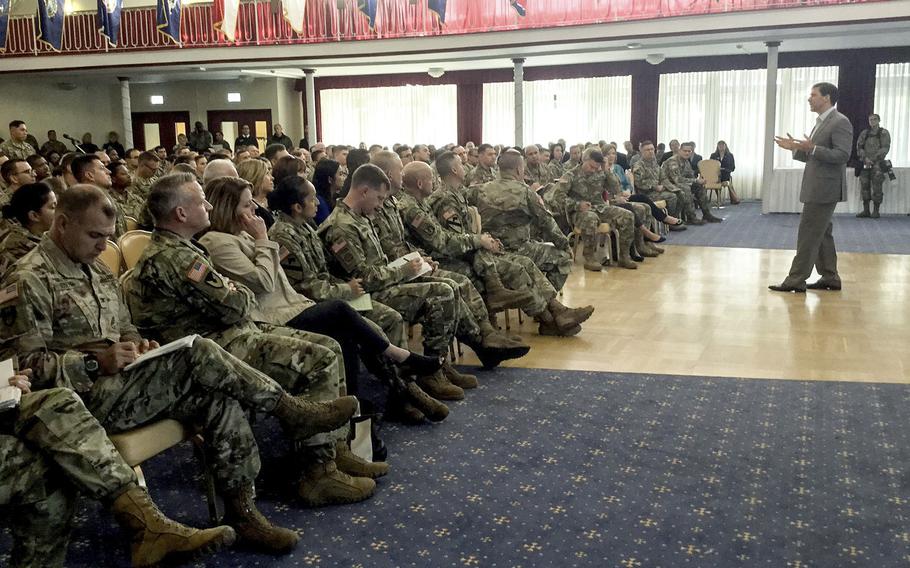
[84,354,100,379]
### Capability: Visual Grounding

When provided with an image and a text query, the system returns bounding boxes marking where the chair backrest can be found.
[99,240,123,276]
[125,216,140,232]
[467,205,482,234]
[698,159,722,188]
[119,230,152,270]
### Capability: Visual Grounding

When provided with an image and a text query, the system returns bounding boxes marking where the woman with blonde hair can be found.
[236,158,276,228]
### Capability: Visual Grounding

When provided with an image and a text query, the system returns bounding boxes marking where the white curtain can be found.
[482,76,632,147]
[320,84,457,147]
[658,69,766,199]
[774,66,839,168]
[874,63,910,167]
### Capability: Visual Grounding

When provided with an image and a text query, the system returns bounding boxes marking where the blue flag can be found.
[509,0,526,17]
[98,0,122,46]
[428,0,446,23]
[37,0,65,51]
[357,0,377,29]
[157,0,181,44]
[0,0,9,52]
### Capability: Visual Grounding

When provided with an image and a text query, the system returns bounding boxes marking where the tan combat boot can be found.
[635,231,659,258]
[548,298,595,330]
[335,440,389,479]
[417,369,465,401]
[272,394,358,440]
[616,240,639,269]
[484,272,536,311]
[441,359,478,389]
[582,236,602,271]
[404,381,450,421]
[536,309,581,336]
[298,461,376,507]
[222,485,299,554]
[110,484,236,566]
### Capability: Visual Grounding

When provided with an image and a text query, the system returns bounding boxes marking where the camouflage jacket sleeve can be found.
[399,196,478,258]
[269,222,354,301]
[558,171,584,214]
[527,188,569,248]
[632,161,656,191]
[0,272,93,393]
[874,129,891,161]
[660,160,681,191]
[428,190,470,235]
[320,221,408,293]
[856,130,868,159]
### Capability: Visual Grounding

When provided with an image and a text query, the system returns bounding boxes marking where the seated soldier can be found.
[463,144,498,187]
[601,145,665,259]
[631,140,685,231]
[473,151,574,290]
[70,153,134,239]
[127,173,377,507]
[557,147,638,271]
[1,159,37,205]
[661,142,722,225]
[0,183,55,276]
[368,153,530,376]
[0,371,234,567]
[401,159,593,337]
[523,144,551,189]
[107,160,146,234]
[0,185,358,554]
[129,151,162,228]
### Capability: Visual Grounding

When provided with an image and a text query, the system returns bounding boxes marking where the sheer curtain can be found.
[874,63,910,166]
[320,84,458,147]
[658,69,766,198]
[774,66,839,168]
[483,76,632,146]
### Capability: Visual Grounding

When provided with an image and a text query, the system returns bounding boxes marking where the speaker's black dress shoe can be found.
[806,280,842,291]
[768,284,806,293]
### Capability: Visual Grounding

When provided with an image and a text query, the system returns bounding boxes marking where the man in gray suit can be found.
[770,82,853,293]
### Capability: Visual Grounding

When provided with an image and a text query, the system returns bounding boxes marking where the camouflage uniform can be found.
[524,161,551,188]
[0,139,35,160]
[548,160,565,182]
[632,157,679,216]
[128,176,157,228]
[473,172,573,291]
[1,387,137,567]
[269,212,407,349]
[464,164,498,187]
[0,223,40,277]
[660,156,704,221]
[398,189,554,317]
[370,195,492,346]
[0,235,285,495]
[856,126,891,206]
[556,165,635,265]
[126,229,346,459]
[318,200,457,358]
[604,169,654,230]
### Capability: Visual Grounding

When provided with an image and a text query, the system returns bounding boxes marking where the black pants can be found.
[629,194,669,222]
[287,300,391,395]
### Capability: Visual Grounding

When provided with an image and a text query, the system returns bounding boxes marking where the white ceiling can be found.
[5,0,910,81]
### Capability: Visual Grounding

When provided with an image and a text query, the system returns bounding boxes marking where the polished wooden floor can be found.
[454,245,910,384]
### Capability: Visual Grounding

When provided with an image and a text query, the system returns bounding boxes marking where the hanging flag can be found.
[212,0,239,41]
[0,0,9,53]
[156,0,181,44]
[97,0,122,46]
[36,0,64,50]
[357,0,377,29]
[509,0,526,17]
[428,0,445,23]
[281,0,306,35]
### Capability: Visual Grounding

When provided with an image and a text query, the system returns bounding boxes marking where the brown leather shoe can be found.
[298,461,376,507]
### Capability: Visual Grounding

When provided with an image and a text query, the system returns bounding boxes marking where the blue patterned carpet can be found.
[666,201,910,254]
[4,367,910,567]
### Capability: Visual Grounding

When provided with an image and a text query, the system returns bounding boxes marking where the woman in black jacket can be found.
[710,140,740,204]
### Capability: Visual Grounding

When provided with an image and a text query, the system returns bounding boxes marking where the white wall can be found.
[276,78,304,145]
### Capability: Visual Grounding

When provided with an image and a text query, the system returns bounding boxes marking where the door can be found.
[131,111,191,153]
[207,109,273,153]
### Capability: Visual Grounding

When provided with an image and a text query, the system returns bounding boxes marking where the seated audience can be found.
[0,182,55,273]
[710,140,740,204]
[236,159,275,229]
[1,120,36,160]
[312,159,346,225]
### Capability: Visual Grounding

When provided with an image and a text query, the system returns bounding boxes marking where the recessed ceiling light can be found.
[150,95,164,105]
[626,42,642,49]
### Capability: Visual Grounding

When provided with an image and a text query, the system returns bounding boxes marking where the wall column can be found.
[761,41,780,214]
[304,68,318,146]
[512,58,525,148]
[118,77,134,149]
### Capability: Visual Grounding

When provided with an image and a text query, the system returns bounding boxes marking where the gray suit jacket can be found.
[793,109,853,204]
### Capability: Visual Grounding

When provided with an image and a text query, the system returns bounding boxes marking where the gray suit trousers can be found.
[784,201,840,286]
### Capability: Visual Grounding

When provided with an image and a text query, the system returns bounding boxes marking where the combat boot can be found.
[385,397,428,424]
[856,201,871,218]
[472,332,531,369]
[688,217,706,225]
[222,486,299,554]
[701,204,723,223]
[298,461,376,507]
[404,381,450,421]
[272,394,358,440]
[635,231,659,258]
[441,359,478,389]
[548,298,595,330]
[335,440,389,479]
[872,202,881,218]
[537,310,582,337]
[417,370,465,401]
[484,272,536,311]
[110,484,236,566]
[584,260,603,272]
[615,245,638,270]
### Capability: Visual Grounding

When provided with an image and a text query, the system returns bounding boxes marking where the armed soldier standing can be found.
[856,113,892,219]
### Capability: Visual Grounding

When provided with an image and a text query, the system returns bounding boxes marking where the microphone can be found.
[63,133,78,142]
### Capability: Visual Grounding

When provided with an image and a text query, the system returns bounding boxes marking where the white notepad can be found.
[347,293,373,312]
[0,358,21,412]
[124,335,200,371]
[387,251,432,281]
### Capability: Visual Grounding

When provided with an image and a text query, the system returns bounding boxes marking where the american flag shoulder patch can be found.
[331,240,348,254]
[412,215,425,229]
[0,283,19,305]
[186,258,209,283]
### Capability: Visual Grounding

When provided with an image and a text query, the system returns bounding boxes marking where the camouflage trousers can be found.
[2,388,136,568]
[89,337,283,493]
[510,240,572,292]
[372,280,456,358]
[429,268,493,344]
[859,167,885,204]
[363,300,408,349]
[641,190,680,217]
[576,205,634,260]
[676,184,708,221]
[221,325,347,463]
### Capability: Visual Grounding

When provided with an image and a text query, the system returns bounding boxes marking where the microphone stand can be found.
[63,135,87,154]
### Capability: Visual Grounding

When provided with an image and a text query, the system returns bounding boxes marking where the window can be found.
[873,63,909,166]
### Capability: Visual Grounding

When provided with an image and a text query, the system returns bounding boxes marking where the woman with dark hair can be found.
[212,131,231,151]
[312,159,346,225]
[710,140,740,204]
[201,176,447,423]
[338,148,370,198]
[272,155,307,186]
[0,183,56,273]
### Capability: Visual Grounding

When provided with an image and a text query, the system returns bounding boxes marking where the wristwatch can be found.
[84,354,100,379]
